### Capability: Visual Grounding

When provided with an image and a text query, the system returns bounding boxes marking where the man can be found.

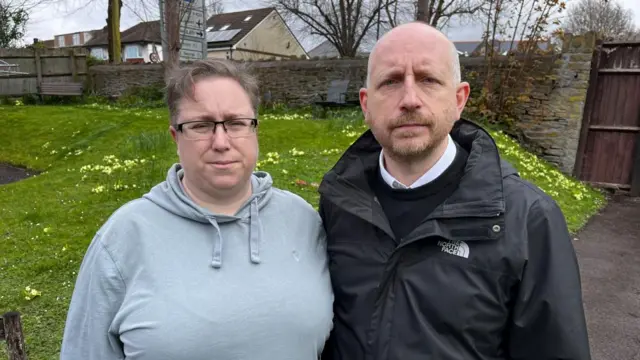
[318,22,591,360]
[60,59,333,360]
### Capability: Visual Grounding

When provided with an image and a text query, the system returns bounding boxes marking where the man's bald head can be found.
[365,22,461,88]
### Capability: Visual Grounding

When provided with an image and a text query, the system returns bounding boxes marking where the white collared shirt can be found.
[379,134,457,189]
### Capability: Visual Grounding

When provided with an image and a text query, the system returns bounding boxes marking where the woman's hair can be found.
[165,58,261,125]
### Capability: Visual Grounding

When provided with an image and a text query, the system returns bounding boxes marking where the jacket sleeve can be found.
[60,234,126,360]
[507,197,591,360]
[318,197,336,360]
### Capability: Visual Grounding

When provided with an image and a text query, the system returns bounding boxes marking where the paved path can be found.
[574,195,640,360]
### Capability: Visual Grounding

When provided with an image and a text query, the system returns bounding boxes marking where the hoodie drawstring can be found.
[249,198,261,265]
[209,219,223,269]
[207,197,261,268]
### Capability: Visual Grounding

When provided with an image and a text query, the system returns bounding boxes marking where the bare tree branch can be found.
[564,0,637,40]
[270,0,396,57]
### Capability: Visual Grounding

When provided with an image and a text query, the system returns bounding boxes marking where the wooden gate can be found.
[574,39,640,196]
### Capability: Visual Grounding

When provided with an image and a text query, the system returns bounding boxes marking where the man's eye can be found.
[420,77,438,84]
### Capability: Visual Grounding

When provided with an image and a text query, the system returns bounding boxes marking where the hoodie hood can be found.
[143,163,273,268]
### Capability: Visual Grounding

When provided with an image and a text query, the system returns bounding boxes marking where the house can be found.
[84,21,162,63]
[307,39,369,58]
[454,41,483,57]
[205,7,307,60]
[53,29,102,48]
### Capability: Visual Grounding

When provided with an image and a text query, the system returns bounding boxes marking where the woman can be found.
[60,58,334,360]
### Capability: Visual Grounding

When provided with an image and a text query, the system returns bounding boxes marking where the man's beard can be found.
[382,110,453,160]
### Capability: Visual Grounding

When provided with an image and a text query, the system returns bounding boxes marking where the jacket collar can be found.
[319,119,517,220]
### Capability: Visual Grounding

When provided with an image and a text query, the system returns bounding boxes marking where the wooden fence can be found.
[0,48,88,96]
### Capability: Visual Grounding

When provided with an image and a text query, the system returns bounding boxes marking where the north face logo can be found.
[437,240,470,258]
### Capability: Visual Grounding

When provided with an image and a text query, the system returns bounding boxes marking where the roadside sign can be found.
[181,39,203,52]
[180,10,205,31]
[158,0,208,62]
[179,49,202,60]
[182,28,205,39]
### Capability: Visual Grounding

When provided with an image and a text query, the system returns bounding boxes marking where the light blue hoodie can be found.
[60,163,334,360]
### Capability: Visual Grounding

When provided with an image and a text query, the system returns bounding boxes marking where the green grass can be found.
[0,103,606,359]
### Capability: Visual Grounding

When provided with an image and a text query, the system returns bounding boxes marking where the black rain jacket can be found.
[318,119,591,360]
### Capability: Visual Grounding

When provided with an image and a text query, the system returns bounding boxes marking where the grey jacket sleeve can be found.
[507,197,591,360]
[60,234,126,360]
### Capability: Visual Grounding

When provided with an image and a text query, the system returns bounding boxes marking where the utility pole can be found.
[416,0,430,23]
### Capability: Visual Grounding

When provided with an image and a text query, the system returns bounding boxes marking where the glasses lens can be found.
[181,119,256,139]
[225,119,254,137]
[183,122,216,140]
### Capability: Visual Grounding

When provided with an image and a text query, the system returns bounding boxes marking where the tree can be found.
[463,0,568,135]
[415,0,485,28]
[564,0,637,40]
[269,0,396,57]
[106,0,122,64]
[206,0,223,16]
[0,0,28,48]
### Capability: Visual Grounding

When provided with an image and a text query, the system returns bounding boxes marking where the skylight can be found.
[219,24,230,30]
[244,15,252,21]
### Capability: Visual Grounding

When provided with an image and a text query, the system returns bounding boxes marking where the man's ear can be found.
[455,82,471,119]
[359,87,369,121]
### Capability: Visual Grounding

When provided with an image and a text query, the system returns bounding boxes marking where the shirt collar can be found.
[379,134,457,189]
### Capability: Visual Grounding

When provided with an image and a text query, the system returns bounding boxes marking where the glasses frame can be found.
[176,118,259,140]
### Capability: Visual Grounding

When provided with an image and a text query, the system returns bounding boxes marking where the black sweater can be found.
[371,141,469,241]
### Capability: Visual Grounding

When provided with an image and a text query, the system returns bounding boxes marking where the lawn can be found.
[0,103,606,359]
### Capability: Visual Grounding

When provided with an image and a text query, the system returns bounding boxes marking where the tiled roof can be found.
[205,7,275,48]
[85,21,161,47]
[454,41,482,54]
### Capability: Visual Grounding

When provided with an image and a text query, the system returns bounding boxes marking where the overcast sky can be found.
[22,0,640,50]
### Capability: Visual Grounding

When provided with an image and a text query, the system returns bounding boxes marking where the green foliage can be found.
[0,104,605,359]
[86,55,108,67]
[115,84,166,108]
[0,3,28,48]
[470,0,567,133]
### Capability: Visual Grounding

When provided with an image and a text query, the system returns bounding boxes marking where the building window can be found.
[125,45,141,59]
[73,33,80,46]
[91,48,107,60]
[57,36,65,47]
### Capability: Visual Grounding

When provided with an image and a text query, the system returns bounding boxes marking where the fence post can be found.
[1,312,27,360]
[34,49,43,94]
[69,49,78,82]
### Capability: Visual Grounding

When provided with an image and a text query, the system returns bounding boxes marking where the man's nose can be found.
[399,78,421,112]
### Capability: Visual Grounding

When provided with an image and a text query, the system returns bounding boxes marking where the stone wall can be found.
[87,64,165,97]
[512,32,596,174]
[86,33,596,175]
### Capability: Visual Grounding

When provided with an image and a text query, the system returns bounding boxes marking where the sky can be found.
[20,0,640,51]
